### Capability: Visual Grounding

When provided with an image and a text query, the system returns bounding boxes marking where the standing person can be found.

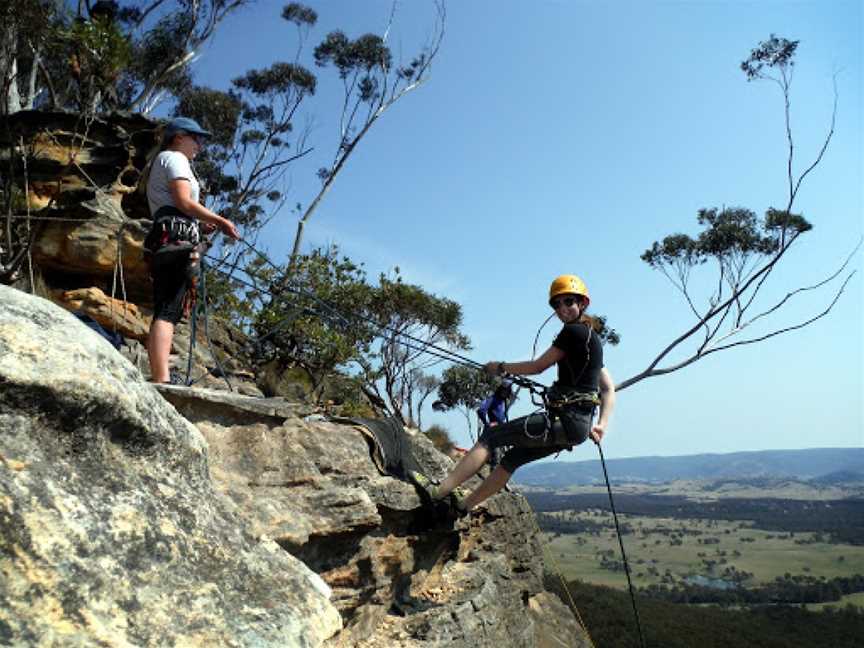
[144,117,240,384]
[477,379,514,470]
[411,275,616,514]
[477,379,513,428]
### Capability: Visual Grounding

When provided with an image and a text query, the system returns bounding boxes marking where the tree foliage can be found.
[359,272,469,424]
[247,245,469,423]
[252,245,374,400]
[1,1,253,115]
[424,423,455,453]
[618,34,854,391]
[433,364,500,441]
[740,34,799,82]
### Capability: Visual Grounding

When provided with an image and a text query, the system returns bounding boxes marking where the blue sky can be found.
[195,1,862,458]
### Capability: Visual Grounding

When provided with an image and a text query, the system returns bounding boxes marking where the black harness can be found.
[143,206,201,273]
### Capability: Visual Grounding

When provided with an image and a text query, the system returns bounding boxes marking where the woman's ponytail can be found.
[137,126,169,197]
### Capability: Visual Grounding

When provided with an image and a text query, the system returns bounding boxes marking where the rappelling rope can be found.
[109,222,130,334]
[182,239,234,391]
[20,138,36,293]
[198,254,233,390]
[597,440,647,648]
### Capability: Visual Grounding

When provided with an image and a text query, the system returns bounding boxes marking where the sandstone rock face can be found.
[0,286,341,646]
[2,111,159,301]
[34,215,152,301]
[0,111,158,216]
[56,286,150,340]
[166,387,590,647]
[0,285,590,647]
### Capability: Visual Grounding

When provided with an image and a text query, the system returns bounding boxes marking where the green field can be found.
[547,479,864,501]
[807,591,864,611]
[542,508,864,592]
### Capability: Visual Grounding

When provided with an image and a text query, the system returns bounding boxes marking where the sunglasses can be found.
[550,296,582,310]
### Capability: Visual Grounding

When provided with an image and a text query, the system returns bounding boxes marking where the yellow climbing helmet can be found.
[549,274,590,307]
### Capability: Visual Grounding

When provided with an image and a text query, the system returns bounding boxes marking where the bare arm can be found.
[591,367,616,444]
[169,179,240,240]
[484,345,565,377]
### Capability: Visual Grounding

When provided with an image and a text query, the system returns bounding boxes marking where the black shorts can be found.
[478,406,593,473]
[151,255,191,325]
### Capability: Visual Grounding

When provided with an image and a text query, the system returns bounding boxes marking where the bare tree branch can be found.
[706,271,855,354]
[791,72,837,206]
[287,0,445,269]
[623,38,848,394]
[742,238,861,330]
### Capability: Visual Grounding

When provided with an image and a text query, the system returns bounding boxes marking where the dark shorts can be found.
[152,256,191,325]
[478,406,593,474]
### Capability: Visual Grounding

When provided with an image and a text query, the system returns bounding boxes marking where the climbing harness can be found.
[546,388,601,410]
[143,205,201,274]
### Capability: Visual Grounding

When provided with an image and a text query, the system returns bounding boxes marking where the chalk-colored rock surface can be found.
[0,286,341,647]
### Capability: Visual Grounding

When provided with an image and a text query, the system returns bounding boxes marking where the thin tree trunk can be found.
[1,24,22,114]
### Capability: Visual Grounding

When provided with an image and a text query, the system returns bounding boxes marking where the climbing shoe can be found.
[408,470,442,501]
[450,488,469,517]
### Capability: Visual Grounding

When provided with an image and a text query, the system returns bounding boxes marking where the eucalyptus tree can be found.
[433,365,499,442]
[0,0,253,115]
[358,272,468,425]
[174,4,445,339]
[250,244,468,421]
[287,0,446,269]
[618,35,856,391]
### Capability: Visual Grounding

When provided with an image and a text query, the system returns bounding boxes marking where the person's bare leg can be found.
[464,465,512,510]
[147,319,174,382]
[436,442,491,497]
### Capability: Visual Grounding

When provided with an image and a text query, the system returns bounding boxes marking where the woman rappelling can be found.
[410,274,616,515]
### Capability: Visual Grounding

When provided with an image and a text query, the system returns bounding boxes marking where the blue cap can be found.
[164,117,211,138]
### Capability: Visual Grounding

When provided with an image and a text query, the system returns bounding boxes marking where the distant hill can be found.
[514,447,864,487]
[811,469,864,486]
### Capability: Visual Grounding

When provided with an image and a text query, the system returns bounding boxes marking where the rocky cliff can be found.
[0,286,590,647]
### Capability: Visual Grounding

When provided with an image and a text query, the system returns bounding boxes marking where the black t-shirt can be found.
[552,322,604,393]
